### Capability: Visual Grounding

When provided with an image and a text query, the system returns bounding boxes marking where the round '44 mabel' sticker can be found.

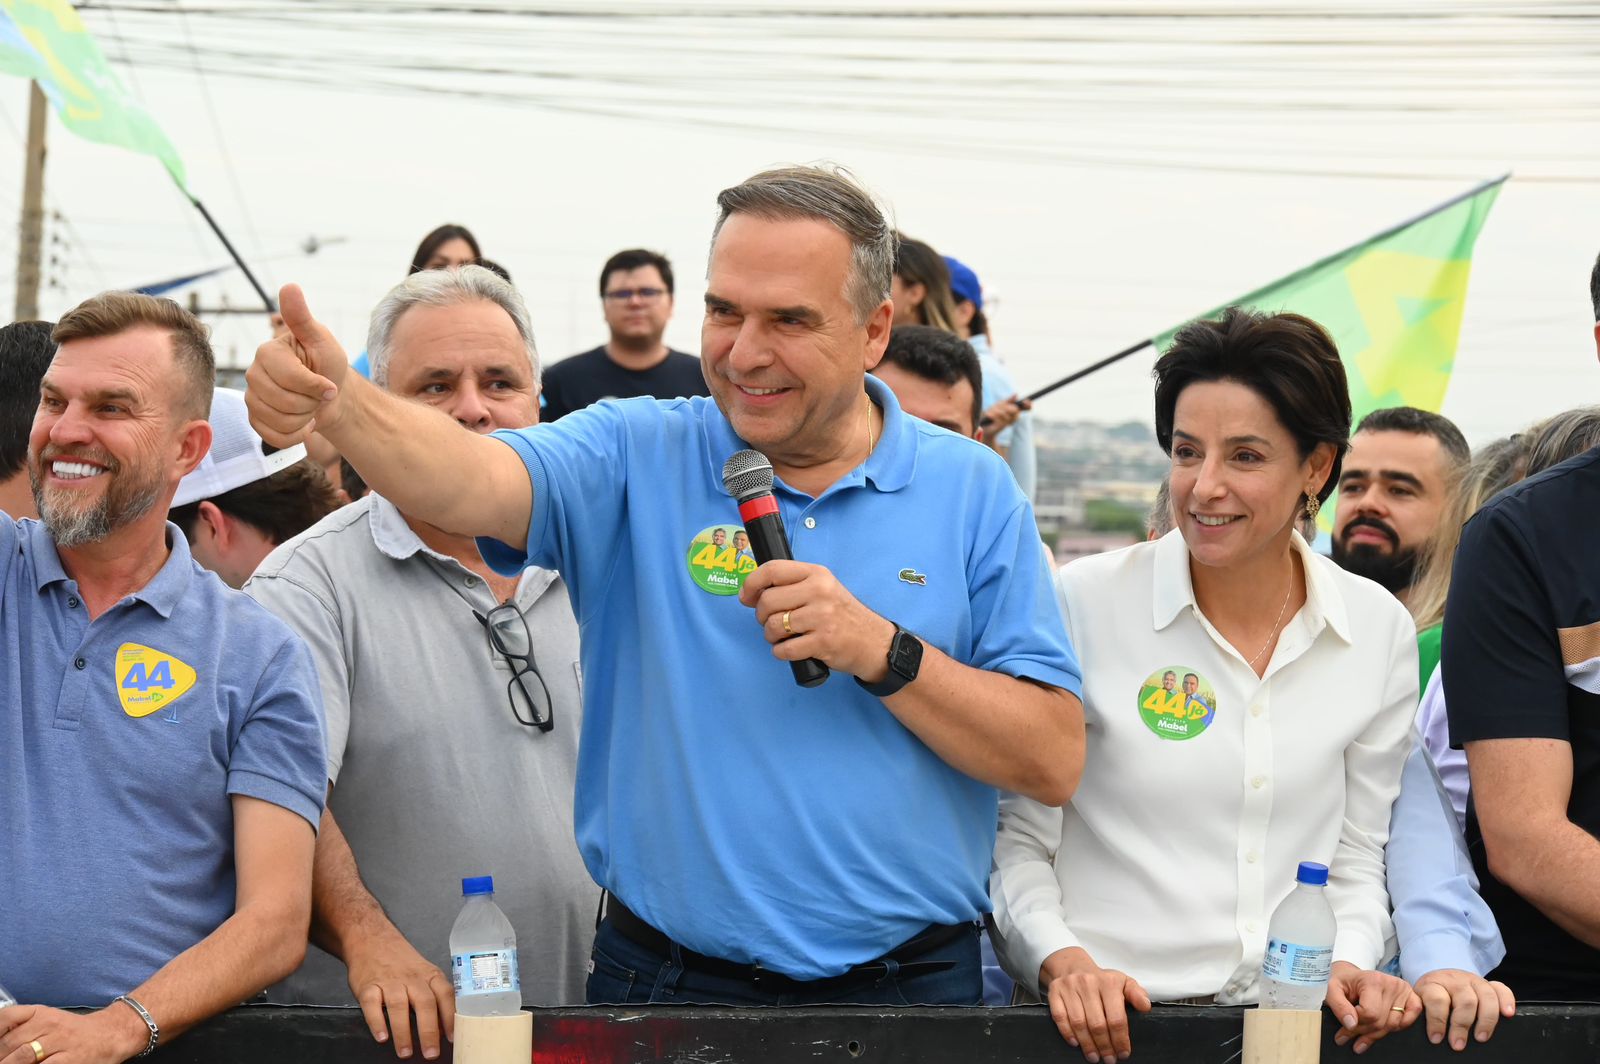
[686,524,758,596]
[1137,666,1217,741]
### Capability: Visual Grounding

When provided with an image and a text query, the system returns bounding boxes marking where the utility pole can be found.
[13,81,47,321]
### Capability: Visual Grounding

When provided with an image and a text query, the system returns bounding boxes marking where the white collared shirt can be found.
[992,530,1416,1003]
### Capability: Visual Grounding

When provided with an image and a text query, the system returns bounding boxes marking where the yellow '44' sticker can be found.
[115,643,197,718]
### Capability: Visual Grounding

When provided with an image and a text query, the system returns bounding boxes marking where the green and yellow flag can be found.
[1153,176,1504,529]
[0,0,187,189]
[1155,176,1504,423]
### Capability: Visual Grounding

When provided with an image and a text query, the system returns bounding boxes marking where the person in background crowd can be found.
[1380,443,1524,1056]
[247,165,1083,1008]
[887,235,1034,488]
[539,249,709,420]
[872,325,984,440]
[166,389,342,589]
[0,292,325,1062]
[349,224,484,381]
[476,258,512,283]
[409,224,481,274]
[337,455,370,503]
[1406,435,1531,824]
[944,255,1038,502]
[1442,252,1600,1002]
[0,320,56,520]
[992,308,1419,1061]
[1146,475,1174,539]
[1332,406,1470,692]
[1524,405,1600,477]
[888,233,961,333]
[248,266,593,1060]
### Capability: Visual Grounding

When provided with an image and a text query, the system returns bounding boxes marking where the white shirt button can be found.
[804,517,817,529]
[1246,851,1259,864]
[1250,704,1263,717]
[1246,920,1259,933]
[1251,776,1266,789]
[465,576,479,588]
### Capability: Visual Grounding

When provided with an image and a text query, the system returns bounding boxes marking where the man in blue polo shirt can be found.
[246,165,1084,1006]
[0,293,325,1063]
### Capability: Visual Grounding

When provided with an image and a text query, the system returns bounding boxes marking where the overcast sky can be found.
[2,1,1596,445]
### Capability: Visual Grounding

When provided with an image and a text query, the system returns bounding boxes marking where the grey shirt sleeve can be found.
[245,567,352,787]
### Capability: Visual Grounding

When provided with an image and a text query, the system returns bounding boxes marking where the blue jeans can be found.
[585,918,983,1006]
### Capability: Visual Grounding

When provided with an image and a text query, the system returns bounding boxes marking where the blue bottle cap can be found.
[1296,862,1329,886]
[462,875,495,896]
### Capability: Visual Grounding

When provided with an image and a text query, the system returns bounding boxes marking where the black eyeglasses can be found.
[476,603,554,732]
[603,287,667,303]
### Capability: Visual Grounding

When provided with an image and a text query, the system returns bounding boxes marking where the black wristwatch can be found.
[856,623,923,698]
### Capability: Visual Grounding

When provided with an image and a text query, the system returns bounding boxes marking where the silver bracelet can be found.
[112,995,160,1058]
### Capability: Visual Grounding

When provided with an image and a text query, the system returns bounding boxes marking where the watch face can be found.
[890,629,923,680]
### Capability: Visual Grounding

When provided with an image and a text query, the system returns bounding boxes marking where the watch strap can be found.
[855,624,921,698]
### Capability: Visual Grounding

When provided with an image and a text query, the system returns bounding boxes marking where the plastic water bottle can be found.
[0,980,16,1008]
[1259,861,1335,1010]
[449,876,521,1017]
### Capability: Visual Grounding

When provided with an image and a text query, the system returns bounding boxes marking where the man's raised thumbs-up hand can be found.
[246,284,352,448]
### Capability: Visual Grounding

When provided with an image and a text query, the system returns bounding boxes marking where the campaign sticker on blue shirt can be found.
[1137,666,1216,741]
[685,524,757,595]
[115,643,198,718]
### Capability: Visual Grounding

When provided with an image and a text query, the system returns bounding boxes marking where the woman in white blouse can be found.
[991,308,1420,1062]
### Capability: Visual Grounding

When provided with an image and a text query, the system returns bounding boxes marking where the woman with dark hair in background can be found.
[408,223,481,274]
[890,234,1033,480]
[992,307,1421,1061]
[889,234,962,333]
[346,224,486,382]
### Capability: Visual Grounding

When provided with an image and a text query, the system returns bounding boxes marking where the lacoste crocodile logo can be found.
[898,569,927,586]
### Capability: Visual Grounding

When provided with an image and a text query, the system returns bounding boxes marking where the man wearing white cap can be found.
[168,389,343,589]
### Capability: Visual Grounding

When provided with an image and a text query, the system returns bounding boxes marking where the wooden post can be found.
[1242,1008,1321,1064]
[13,81,47,321]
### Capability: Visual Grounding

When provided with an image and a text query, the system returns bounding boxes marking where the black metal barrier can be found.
[157,1003,1600,1062]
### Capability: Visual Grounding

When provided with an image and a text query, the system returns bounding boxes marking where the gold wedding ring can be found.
[781,611,793,635]
[31,1041,46,1064]
[1390,1005,1406,1013]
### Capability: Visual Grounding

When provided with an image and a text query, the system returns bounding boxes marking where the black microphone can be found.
[722,449,829,689]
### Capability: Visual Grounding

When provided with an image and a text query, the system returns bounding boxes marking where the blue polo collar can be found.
[700,374,916,499]
[28,518,195,620]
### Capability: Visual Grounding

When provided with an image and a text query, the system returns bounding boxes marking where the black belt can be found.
[604,895,970,994]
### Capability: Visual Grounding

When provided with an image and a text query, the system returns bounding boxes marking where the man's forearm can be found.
[1493,819,1600,949]
[884,641,1083,806]
[113,896,309,1047]
[319,372,530,547]
[311,807,406,961]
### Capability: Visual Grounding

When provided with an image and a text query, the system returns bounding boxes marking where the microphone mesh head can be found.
[722,449,774,502]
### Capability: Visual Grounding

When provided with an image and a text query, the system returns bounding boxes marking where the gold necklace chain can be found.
[1248,567,1296,671]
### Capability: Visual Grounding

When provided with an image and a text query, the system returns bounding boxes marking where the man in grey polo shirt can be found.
[247,266,592,1062]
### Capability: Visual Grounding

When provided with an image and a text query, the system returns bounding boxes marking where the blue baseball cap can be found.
[943,256,983,311]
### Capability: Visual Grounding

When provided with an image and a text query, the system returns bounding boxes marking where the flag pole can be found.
[182,190,276,313]
[1017,174,1512,406]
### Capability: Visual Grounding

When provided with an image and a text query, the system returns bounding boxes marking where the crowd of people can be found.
[0,164,1597,1064]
